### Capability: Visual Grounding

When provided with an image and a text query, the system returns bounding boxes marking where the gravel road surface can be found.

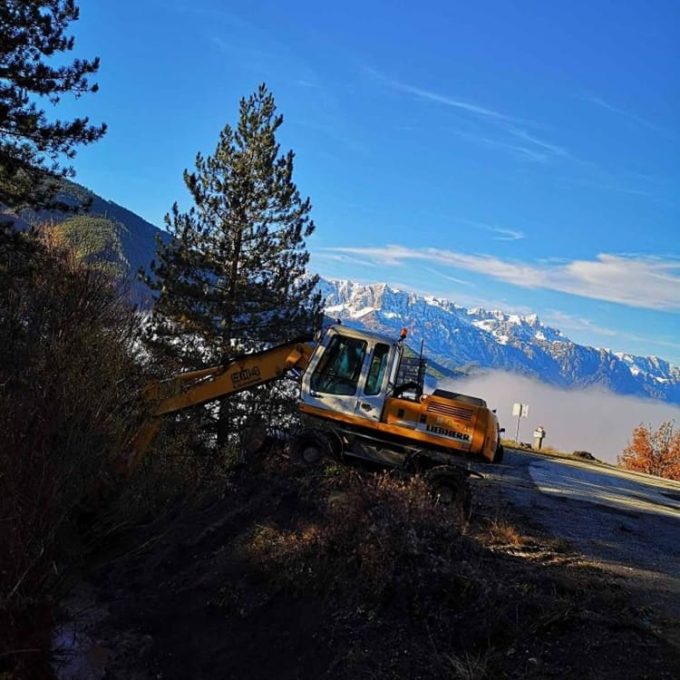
[483,448,680,617]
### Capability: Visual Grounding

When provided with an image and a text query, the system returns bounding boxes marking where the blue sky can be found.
[64,1,679,363]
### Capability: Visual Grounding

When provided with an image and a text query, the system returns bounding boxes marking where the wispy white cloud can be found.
[454,218,527,241]
[451,129,549,162]
[506,128,569,158]
[543,311,619,337]
[629,335,680,354]
[558,175,653,198]
[313,252,378,268]
[423,267,473,286]
[320,245,680,312]
[364,67,521,123]
[291,118,368,154]
[586,95,675,139]
[210,36,277,67]
[211,35,228,50]
[391,81,517,122]
[365,68,571,164]
[482,225,526,241]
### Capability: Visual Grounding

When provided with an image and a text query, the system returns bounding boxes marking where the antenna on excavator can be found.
[418,338,425,400]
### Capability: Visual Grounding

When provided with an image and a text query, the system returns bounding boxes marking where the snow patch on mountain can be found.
[319,278,680,405]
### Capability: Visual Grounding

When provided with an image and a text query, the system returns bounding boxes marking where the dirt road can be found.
[483,448,680,617]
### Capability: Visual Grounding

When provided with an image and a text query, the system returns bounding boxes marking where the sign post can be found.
[533,426,546,450]
[512,402,529,443]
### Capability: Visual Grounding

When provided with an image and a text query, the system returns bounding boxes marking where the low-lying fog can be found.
[439,372,680,464]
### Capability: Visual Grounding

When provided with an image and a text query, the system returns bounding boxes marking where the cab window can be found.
[311,335,367,395]
[365,343,390,395]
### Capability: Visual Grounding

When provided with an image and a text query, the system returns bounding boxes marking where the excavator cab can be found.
[300,325,403,423]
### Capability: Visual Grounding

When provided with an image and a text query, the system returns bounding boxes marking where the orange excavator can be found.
[130,324,504,504]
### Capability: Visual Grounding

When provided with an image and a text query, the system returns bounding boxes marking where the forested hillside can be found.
[5,179,168,304]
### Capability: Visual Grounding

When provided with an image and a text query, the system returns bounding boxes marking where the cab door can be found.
[355,342,392,421]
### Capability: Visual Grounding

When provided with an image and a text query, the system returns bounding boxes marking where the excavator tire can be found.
[424,466,471,519]
[493,443,505,464]
[289,429,333,466]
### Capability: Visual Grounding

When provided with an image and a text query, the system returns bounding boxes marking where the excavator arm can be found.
[127,338,315,472]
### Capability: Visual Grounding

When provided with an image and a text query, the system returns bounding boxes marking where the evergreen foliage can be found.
[144,84,323,442]
[0,0,106,212]
[50,214,129,278]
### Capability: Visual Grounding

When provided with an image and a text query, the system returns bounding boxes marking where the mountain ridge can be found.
[319,278,680,405]
[8,180,168,303]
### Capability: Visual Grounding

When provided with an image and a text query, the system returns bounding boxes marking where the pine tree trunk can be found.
[216,213,244,450]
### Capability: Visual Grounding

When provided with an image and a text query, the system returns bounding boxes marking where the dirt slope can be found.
[53,454,680,680]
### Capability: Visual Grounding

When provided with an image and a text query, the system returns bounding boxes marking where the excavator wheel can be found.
[289,429,334,466]
[493,443,505,464]
[424,466,471,519]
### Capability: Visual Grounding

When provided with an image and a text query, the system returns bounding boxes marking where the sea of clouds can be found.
[440,371,680,464]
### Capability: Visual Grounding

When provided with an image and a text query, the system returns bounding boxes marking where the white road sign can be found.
[512,402,529,418]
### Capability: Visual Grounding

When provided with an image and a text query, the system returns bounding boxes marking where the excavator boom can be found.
[128,338,314,472]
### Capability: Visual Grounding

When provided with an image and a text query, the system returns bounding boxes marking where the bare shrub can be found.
[122,416,235,514]
[0,226,143,675]
[619,421,680,481]
[482,518,527,548]
[246,470,475,613]
[237,466,597,677]
[444,650,490,680]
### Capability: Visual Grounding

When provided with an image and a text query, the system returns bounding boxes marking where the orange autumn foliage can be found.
[618,421,680,481]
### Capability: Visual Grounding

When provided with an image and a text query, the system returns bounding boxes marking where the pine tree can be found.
[144,84,323,444]
[0,0,106,213]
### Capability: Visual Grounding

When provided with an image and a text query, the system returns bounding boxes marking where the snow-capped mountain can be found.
[319,279,680,405]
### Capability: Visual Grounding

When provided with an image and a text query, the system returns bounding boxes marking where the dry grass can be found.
[443,650,490,680]
[204,460,655,678]
[51,448,680,680]
[245,469,471,601]
[481,518,527,548]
